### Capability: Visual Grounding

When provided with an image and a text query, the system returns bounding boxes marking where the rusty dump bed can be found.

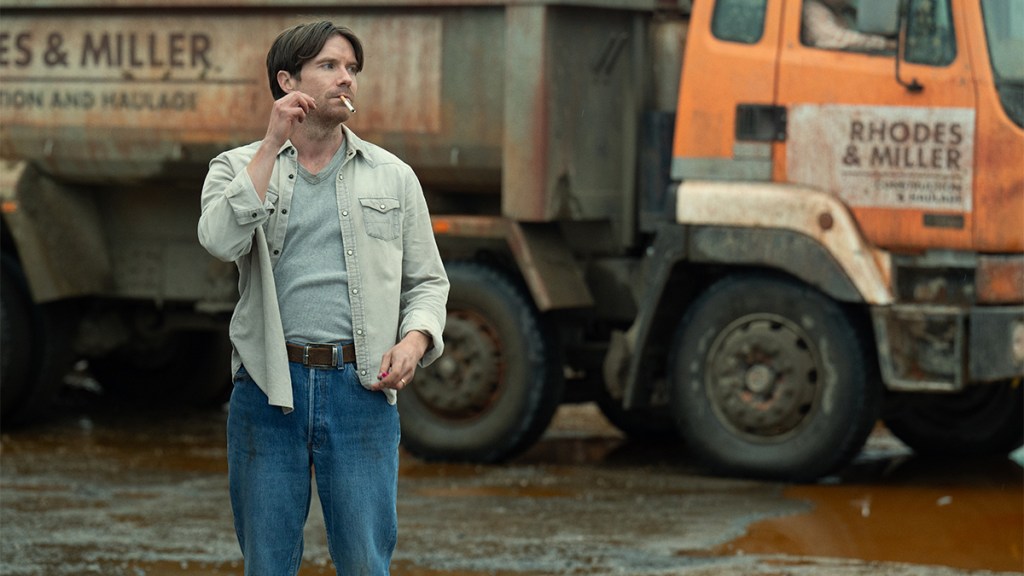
[0,0,666,216]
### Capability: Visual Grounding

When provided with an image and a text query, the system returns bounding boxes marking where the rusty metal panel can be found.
[872,305,966,392]
[502,4,549,221]
[3,164,112,302]
[506,221,593,310]
[0,16,442,141]
[503,4,643,226]
[977,254,1024,305]
[0,0,664,9]
[2,1,656,222]
[0,11,485,184]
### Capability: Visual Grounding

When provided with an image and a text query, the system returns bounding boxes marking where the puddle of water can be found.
[716,456,1024,572]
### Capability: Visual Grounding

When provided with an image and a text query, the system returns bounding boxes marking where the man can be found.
[197,21,449,575]
[803,0,898,52]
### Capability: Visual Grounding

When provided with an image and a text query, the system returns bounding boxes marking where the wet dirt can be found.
[1,385,1021,576]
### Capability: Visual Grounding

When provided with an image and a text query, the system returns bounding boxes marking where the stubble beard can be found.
[304,99,349,140]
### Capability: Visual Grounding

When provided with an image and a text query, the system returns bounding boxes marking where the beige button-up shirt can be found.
[198,126,448,411]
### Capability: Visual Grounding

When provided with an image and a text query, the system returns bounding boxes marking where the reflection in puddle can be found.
[717,455,1024,572]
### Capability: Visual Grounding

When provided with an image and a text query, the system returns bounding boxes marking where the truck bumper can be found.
[873,305,1024,391]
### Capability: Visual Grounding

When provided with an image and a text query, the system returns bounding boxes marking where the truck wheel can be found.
[669,275,880,481]
[1,254,75,426]
[1,255,35,424]
[399,261,563,463]
[883,381,1024,456]
[90,329,232,407]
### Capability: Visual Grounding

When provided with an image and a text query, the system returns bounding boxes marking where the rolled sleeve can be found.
[198,148,273,262]
[222,171,272,225]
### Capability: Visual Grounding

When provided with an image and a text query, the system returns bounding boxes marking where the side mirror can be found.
[856,0,901,35]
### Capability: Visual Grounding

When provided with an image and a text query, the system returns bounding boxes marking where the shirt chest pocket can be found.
[359,197,401,241]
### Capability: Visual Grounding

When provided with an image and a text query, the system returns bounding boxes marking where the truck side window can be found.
[712,0,767,44]
[801,0,897,54]
[980,0,1024,127]
[904,0,956,67]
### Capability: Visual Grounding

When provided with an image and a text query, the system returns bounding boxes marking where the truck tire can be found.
[669,274,880,481]
[90,329,232,407]
[399,261,563,463]
[883,381,1024,456]
[1,254,76,428]
[1,254,34,424]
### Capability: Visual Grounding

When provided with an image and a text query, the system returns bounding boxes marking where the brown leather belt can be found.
[286,342,356,368]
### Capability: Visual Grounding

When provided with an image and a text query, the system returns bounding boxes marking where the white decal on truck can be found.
[787,105,975,212]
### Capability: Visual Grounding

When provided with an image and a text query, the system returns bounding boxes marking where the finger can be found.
[294,92,316,111]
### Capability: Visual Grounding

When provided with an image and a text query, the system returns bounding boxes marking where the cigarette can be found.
[341,95,356,113]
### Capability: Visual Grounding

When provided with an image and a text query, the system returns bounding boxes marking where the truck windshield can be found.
[981,0,1024,127]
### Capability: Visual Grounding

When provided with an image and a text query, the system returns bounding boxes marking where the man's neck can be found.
[292,122,346,173]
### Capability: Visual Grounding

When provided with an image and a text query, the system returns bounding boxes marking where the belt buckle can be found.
[303,343,338,369]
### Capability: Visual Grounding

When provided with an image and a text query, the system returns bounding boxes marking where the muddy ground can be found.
[1,382,1021,576]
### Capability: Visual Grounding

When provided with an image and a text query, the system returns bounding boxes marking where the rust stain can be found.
[977,254,1024,304]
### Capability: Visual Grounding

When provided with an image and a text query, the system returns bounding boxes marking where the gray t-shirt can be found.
[273,142,353,343]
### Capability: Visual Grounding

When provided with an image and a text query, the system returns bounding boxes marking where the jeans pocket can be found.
[359,197,401,240]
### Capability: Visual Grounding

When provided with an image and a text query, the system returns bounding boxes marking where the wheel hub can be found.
[707,316,820,440]
[414,310,502,419]
[744,364,776,394]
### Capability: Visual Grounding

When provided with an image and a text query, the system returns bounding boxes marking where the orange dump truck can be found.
[1,0,1021,480]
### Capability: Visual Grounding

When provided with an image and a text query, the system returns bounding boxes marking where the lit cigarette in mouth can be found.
[341,95,356,113]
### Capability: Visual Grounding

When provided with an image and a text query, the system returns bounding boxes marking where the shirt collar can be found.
[277,125,374,166]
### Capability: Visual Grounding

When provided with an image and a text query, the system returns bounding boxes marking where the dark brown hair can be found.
[266,21,364,100]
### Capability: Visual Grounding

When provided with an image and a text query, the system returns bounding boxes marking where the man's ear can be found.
[277,70,294,93]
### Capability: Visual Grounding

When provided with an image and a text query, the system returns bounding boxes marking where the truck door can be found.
[970,1,1024,253]
[672,0,782,183]
[777,0,977,252]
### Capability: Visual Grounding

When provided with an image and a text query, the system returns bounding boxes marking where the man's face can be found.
[287,34,359,124]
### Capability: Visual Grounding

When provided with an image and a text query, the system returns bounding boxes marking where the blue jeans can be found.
[227,359,400,576]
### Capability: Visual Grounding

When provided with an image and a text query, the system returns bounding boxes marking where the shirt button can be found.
[346,249,353,255]
[282,209,288,214]
[360,369,367,376]
[273,249,280,255]
[380,204,386,210]
[352,288,358,294]
[270,208,275,214]
[356,329,363,336]
[288,174,294,179]
[342,210,348,217]
[251,212,258,218]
